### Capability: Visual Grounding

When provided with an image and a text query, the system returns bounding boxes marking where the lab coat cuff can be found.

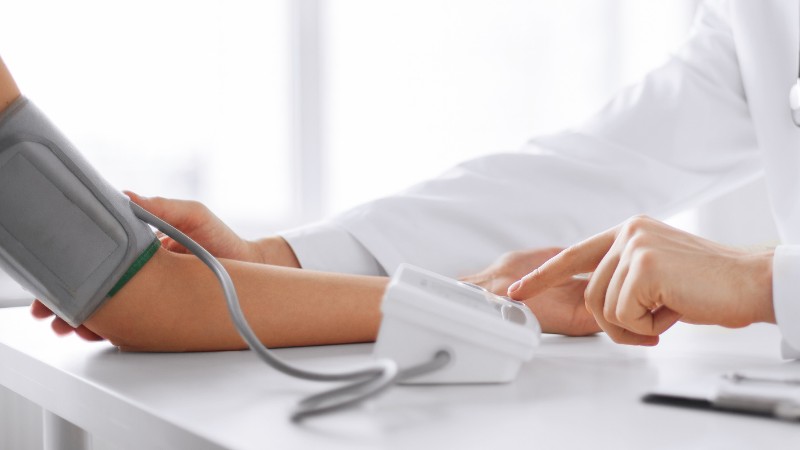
[772,245,800,359]
[278,222,387,276]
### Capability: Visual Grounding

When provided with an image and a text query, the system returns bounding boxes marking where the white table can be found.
[0,306,798,449]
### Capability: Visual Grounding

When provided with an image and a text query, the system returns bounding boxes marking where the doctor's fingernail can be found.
[508,280,522,294]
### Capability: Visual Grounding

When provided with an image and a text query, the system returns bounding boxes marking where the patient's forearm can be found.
[86,248,388,352]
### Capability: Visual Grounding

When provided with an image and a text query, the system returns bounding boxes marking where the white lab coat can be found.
[281,0,800,353]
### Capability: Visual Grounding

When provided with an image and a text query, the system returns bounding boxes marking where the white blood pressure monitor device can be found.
[376,264,541,384]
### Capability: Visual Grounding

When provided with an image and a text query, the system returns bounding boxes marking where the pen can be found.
[724,372,800,386]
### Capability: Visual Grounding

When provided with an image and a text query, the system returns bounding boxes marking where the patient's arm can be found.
[85,247,387,351]
[84,244,600,352]
[81,194,361,351]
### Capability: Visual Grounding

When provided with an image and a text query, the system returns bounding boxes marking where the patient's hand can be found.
[461,248,600,336]
[125,192,258,262]
[126,192,301,268]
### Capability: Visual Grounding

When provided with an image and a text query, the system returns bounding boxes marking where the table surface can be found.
[0,306,798,449]
[0,274,31,307]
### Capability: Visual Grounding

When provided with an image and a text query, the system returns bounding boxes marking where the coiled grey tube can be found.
[130,202,451,421]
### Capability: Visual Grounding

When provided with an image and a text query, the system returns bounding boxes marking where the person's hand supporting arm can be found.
[507,215,775,345]
[124,192,301,268]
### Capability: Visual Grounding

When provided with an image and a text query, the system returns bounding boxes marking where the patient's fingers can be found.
[50,317,75,336]
[30,300,55,319]
[74,325,105,341]
[32,300,105,341]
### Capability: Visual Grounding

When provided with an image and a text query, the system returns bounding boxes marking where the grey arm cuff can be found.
[0,97,156,326]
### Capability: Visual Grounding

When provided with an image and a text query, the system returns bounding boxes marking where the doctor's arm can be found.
[275,1,800,349]
[499,1,798,350]
[270,1,758,316]
[293,0,761,281]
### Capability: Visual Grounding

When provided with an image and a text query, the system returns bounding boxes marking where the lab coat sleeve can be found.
[772,246,800,358]
[279,222,386,275]
[322,0,762,279]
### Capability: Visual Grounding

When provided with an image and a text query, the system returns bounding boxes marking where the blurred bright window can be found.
[1,0,291,237]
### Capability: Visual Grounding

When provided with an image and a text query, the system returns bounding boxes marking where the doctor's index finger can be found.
[507,228,618,299]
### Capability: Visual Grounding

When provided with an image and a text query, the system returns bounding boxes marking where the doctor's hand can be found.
[507,216,776,346]
[125,192,300,268]
[460,248,600,336]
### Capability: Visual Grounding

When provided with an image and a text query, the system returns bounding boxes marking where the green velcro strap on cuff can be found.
[106,238,161,297]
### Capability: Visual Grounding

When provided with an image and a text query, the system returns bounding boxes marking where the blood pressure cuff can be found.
[0,97,158,327]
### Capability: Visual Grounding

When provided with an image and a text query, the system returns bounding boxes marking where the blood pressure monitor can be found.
[375,264,541,384]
